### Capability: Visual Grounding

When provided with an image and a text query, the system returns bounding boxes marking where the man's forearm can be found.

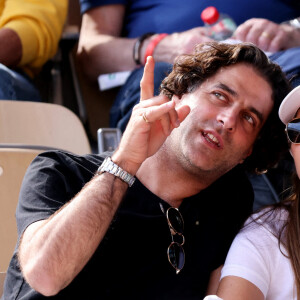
[77,35,138,80]
[19,171,128,296]
[0,28,22,67]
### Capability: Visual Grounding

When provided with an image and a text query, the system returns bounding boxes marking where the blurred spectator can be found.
[0,0,68,101]
[78,1,300,77]
[77,0,300,210]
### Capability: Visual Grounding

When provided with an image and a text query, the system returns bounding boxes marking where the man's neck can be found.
[136,148,219,208]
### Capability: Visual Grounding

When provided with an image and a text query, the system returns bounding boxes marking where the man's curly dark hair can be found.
[160,42,291,174]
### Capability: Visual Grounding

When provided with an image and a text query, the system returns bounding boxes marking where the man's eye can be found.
[244,114,254,125]
[214,92,226,101]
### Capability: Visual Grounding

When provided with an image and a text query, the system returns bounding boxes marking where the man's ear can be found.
[239,148,252,164]
[171,94,191,123]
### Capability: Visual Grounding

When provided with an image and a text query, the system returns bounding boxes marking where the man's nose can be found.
[217,108,238,132]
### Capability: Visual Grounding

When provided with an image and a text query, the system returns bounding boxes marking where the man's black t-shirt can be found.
[3,150,253,300]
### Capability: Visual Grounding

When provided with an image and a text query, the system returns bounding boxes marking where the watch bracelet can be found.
[97,157,135,187]
[282,17,300,29]
[289,17,300,29]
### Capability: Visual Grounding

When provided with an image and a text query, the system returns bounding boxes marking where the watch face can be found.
[290,18,300,29]
[97,157,110,172]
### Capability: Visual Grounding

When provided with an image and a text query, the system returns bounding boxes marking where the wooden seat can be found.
[0,272,6,297]
[0,100,91,154]
[0,148,42,274]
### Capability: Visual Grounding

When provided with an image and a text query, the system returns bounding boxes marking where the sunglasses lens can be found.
[167,207,184,234]
[287,119,300,143]
[167,242,185,273]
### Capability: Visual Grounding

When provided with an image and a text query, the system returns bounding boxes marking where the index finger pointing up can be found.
[140,56,155,101]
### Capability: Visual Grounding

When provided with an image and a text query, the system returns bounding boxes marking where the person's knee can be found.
[0,64,16,99]
[0,64,41,101]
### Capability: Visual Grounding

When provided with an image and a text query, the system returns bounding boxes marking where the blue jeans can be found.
[270,46,300,88]
[109,47,300,211]
[0,64,41,101]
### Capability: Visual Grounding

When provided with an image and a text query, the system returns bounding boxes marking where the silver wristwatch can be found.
[282,17,300,29]
[97,157,135,187]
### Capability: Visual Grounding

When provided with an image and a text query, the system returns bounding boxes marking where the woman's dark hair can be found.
[283,174,300,298]
[160,42,291,173]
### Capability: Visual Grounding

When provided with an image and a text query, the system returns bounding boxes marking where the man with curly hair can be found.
[3,42,290,299]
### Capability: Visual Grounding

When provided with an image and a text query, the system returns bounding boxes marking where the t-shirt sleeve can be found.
[79,0,127,14]
[15,151,97,238]
[220,221,276,298]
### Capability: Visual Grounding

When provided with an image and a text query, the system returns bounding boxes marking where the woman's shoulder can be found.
[251,206,288,223]
[242,206,289,240]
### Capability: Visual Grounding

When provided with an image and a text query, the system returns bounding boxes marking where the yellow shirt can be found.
[0,0,68,77]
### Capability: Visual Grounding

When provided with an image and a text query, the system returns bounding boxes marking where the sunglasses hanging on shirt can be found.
[160,203,185,274]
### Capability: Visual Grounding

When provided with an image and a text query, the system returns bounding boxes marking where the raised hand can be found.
[113,56,190,175]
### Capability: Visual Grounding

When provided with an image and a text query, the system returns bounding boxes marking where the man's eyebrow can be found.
[215,83,238,97]
[215,82,264,124]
